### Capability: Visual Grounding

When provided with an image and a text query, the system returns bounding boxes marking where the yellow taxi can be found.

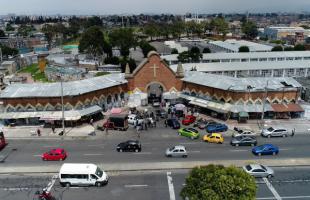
[203,133,224,144]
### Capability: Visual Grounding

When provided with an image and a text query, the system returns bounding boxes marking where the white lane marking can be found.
[167,172,176,200]
[280,148,290,151]
[134,152,152,155]
[188,151,200,153]
[229,149,248,152]
[87,144,105,147]
[33,154,42,157]
[83,153,104,156]
[180,142,197,145]
[45,174,57,192]
[4,188,30,191]
[257,196,310,199]
[263,177,281,200]
[124,184,148,188]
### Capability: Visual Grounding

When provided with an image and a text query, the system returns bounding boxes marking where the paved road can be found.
[0,167,310,200]
[0,122,309,168]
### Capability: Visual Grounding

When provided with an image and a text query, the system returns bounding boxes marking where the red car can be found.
[42,148,67,161]
[182,115,196,125]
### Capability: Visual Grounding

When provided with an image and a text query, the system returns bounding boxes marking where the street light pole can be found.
[59,75,65,135]
[261,80,269,126]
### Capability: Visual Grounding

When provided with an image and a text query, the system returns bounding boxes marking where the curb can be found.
[1,158,310,174]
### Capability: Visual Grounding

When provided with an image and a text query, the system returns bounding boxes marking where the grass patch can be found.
[18,64,50,82]
[95,72,110,77]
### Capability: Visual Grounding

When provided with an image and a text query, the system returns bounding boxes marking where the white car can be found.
[165,145,187,158]
[233,129,256,138]
[243,164,274,178]
[261,127,288,138]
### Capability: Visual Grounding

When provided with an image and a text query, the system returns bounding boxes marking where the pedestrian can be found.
[90,118,94,126]
[105,120,109,134]
[37,128,41,137]
[153,118,157,127]
[144,120,148,130]
[291,128,295,137]
[51,125,55,133]
[164,118,168,127]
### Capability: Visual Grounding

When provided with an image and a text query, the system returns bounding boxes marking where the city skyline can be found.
[0,0,310,15]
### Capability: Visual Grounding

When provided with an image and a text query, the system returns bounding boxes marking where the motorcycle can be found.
[35,190,55,200]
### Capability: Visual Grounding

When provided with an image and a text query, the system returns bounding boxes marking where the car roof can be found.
[211,133,222,136]
[174,145,185,149]
[50,148,64,152]
[249,164,264,170]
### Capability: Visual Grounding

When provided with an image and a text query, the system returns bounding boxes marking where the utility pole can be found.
[261,80,269,127]
[58,75,65,135]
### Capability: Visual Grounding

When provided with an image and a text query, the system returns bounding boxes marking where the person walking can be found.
[291,128,295,137]
[90,118,94,126]
[37,128,41,137]
[164,118,168,127]
[51,125,55,133]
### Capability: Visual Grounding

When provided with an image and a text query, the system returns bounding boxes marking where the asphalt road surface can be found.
[1,167,310,200]
[0,123,309,167]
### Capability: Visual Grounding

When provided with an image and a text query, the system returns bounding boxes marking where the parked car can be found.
[182,115,196,125]
[252,144,279,156]
[155,109,167,118]
[243,164,274,178]
[178,128,200,139]
[261,127,288,138]
[232,128,256,138]
[128,114,144,126]
[116,140,141,152]
[167,118,180,129]
[196,120,217,130]
[203,133,224,144]
[206,123,228,133]
[0,132,7,151]
[230,136,257,146]
[42,148,67,161]
[165,145,187,158]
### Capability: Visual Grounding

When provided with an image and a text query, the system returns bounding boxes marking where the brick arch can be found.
[145,81,167,93]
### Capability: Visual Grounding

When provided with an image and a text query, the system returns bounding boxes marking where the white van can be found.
[59,163,108,187]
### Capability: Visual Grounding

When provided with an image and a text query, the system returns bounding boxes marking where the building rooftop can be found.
[170,60,310,72]
[0,73,127,98]
[209,39,273,52]
[182,71,301,92]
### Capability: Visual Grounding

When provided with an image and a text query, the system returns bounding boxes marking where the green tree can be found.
[0,44,18,58]
[139,40,157,58]
[42,24,56,49]
[210,17,228,36]
[190,46,202,62]
[180,165,256,200]
[171,48,178,54]
[109,28,136,58]
[171,21,185,39]
[284,46,294,51]
[120,58,137,73]
[294,44,306,51]
[17,24,34,37]
[143,23,159,41]
[0,29,5,37]
[85,16,103,28]
[79,26,105,62]
[271,45,283,51]
[241,20,258,39]
[5,23,14,31]
[104,56,120,65]
[178,51,191,63]
[238,46,250,52]
[202,47,211,53]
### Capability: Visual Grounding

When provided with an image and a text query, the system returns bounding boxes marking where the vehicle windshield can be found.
[245,165,252,171]
[95,167,103,178]
[260,165,267,171]
[256,145,265,151]
[267,127,274,132]
[169,147,175,151]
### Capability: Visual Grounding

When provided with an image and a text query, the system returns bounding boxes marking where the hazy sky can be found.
[1,0,310,15]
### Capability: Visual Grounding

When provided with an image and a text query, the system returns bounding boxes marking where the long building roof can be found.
[162,51,310,61]
[0,73,127,98]
[170,60,310,72]
[182,71,301,92]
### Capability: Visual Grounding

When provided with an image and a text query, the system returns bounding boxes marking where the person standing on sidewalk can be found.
[37,128,41,137]
[291,128,295,137]
[51,125,55,133]
[164,118,168,127]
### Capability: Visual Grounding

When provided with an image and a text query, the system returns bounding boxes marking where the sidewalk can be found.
[1,158,310,174]
[3,124,96,139]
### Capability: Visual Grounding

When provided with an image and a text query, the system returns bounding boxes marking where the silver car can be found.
[165,145,187,158]
[261,127,288,138]
[243,164,274,178]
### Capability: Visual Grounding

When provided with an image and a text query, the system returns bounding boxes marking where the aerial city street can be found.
[1,0,310,199]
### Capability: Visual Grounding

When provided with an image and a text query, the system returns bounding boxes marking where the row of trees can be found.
[271,44,306,51]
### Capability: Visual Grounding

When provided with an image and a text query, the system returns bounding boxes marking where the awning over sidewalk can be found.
[230,104,273,113]
[0,105,103,121]
[271,104,304,113]
[189,98,231,113]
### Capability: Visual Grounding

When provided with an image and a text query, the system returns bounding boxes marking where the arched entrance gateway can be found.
[125,51,184,106]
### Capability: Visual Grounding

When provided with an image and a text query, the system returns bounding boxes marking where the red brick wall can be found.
[127,53,183,92]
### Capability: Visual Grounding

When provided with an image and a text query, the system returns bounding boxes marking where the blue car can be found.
[206,123,228,133]
[252,144,279,156]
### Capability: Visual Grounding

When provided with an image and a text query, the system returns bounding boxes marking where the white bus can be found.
[59,163,109,187]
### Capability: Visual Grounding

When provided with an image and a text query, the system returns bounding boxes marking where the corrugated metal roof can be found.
[0,73,127,98]
[162,51,310,61]
[182,71,301,91]
[170,60,310,72]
